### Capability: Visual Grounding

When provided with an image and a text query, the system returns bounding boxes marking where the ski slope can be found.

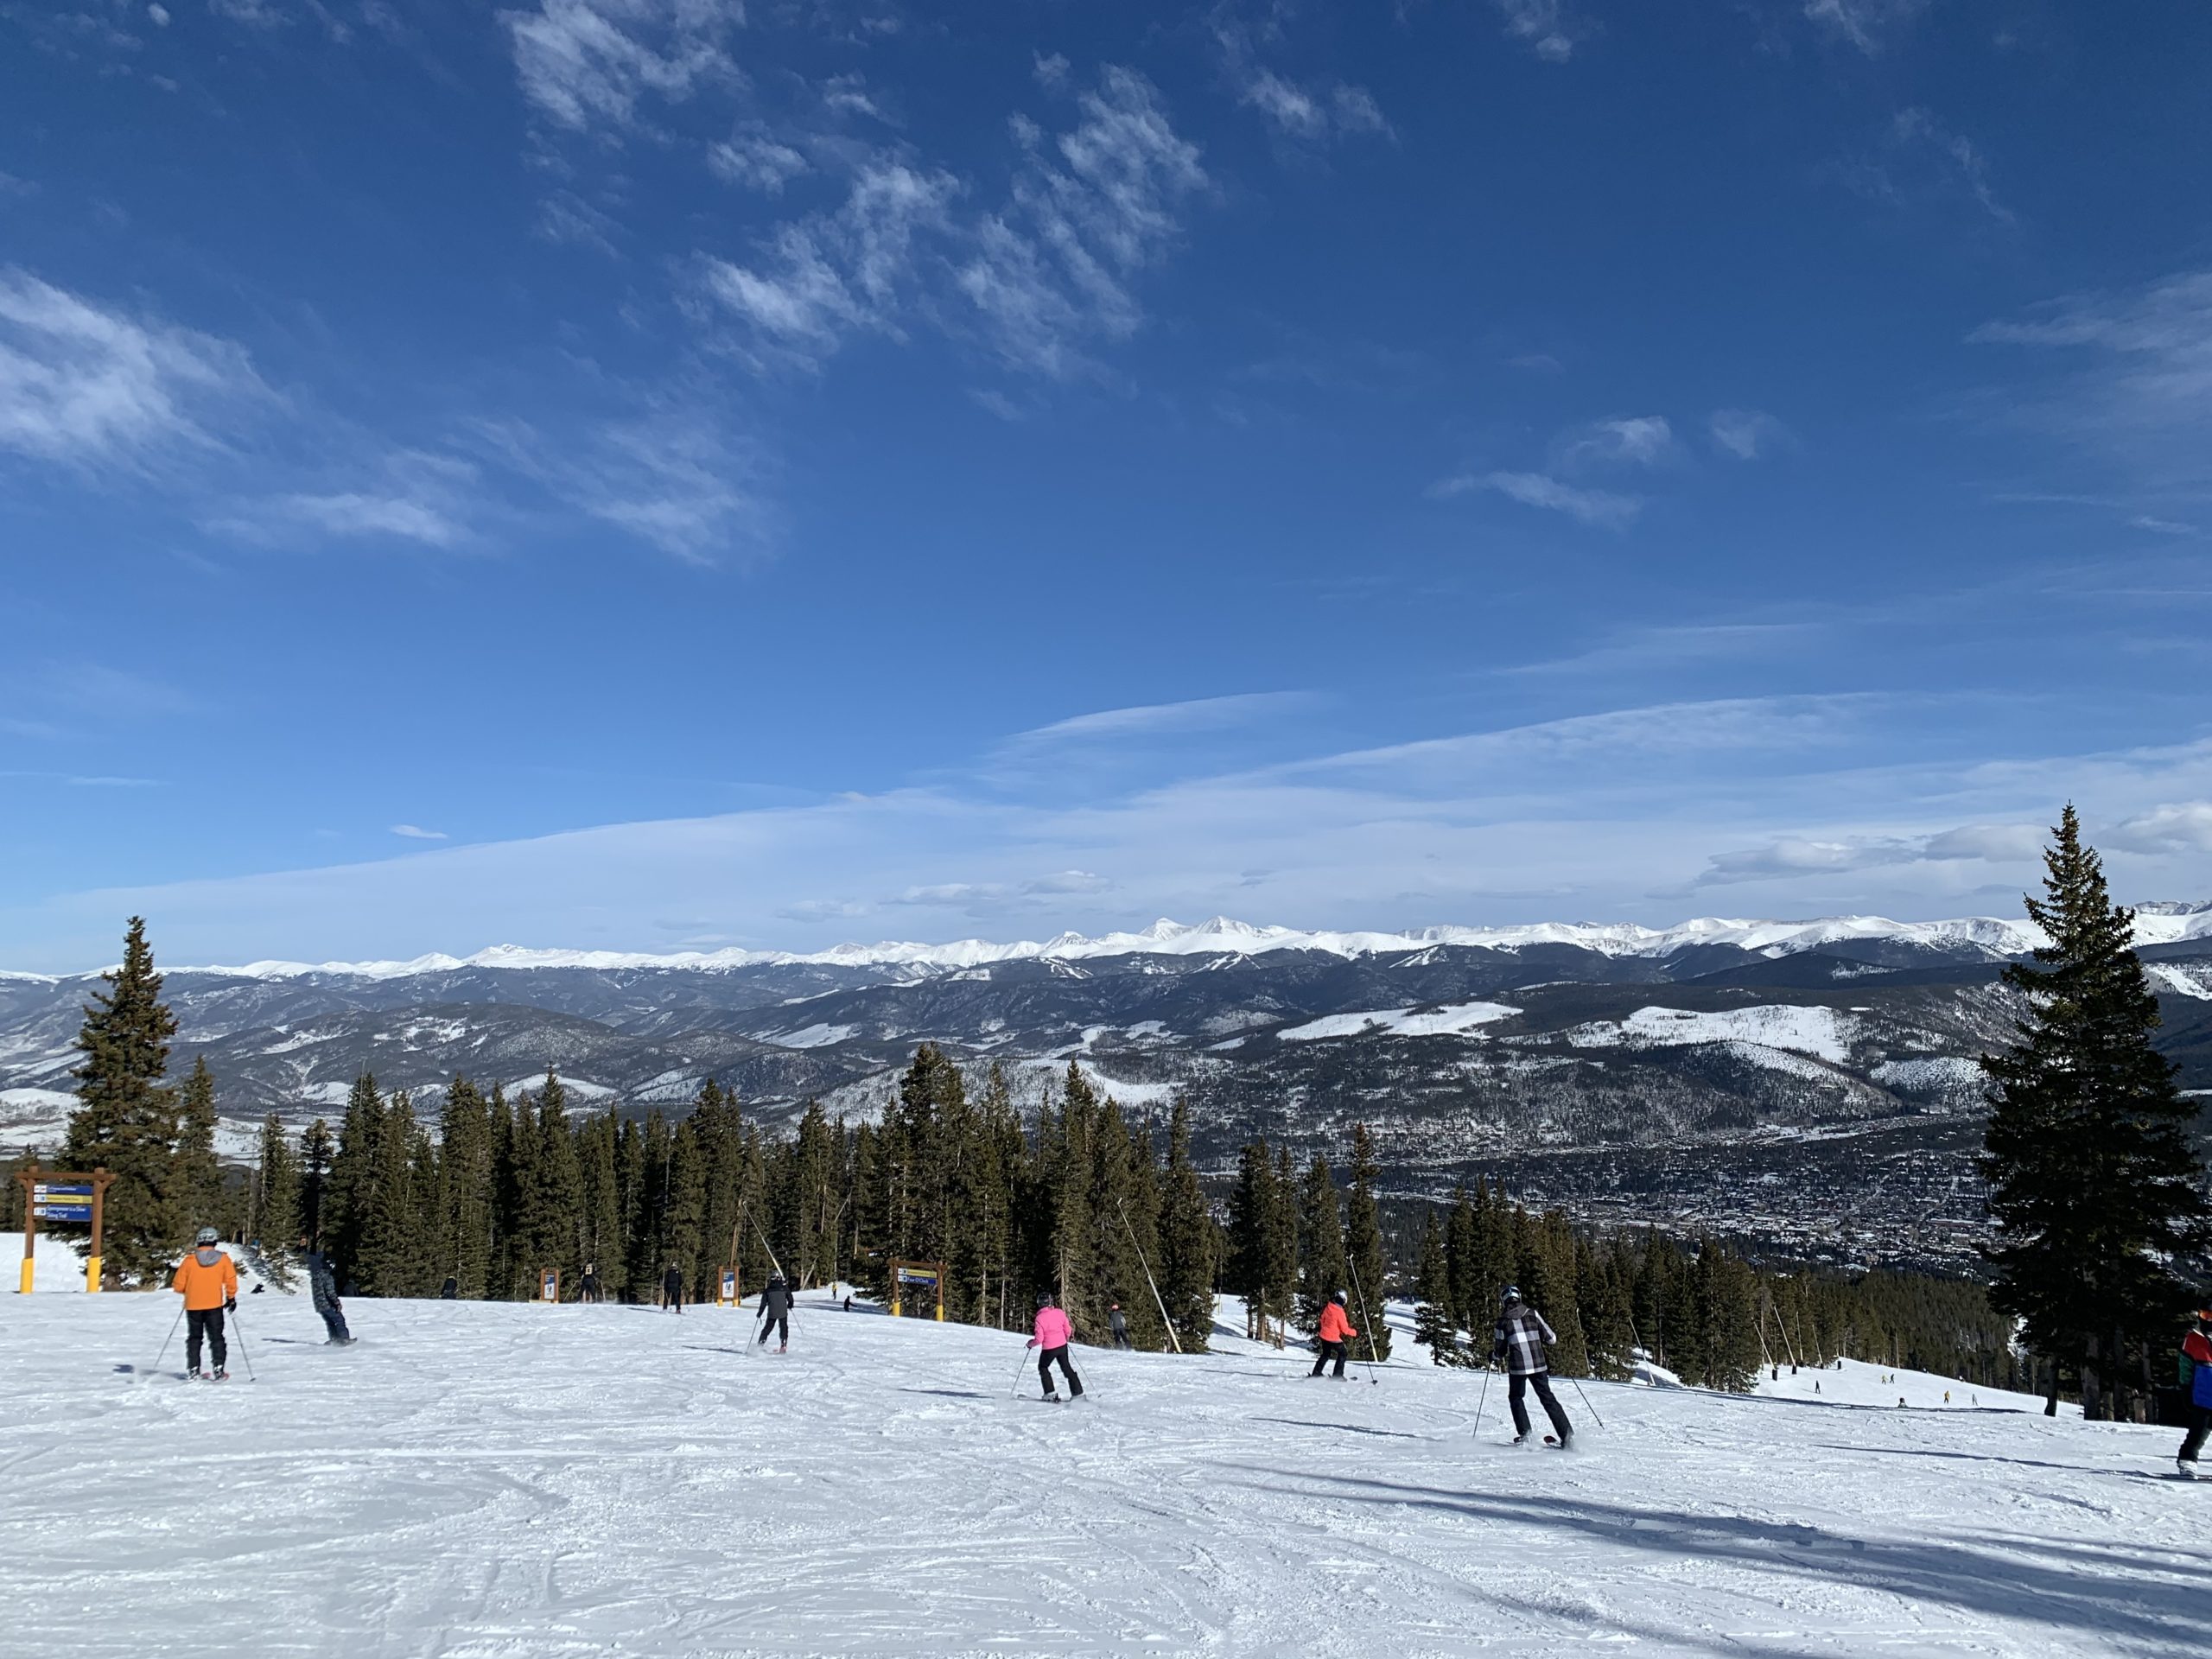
[0,1292,2196,1657]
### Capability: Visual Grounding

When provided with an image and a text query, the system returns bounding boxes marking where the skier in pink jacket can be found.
[1028,1292,1084,1401]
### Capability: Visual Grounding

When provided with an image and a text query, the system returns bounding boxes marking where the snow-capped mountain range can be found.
[11,904,2211,983]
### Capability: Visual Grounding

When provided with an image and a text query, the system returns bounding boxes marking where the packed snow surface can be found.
[0,1294,2196,1657]
[20,902,2192,980]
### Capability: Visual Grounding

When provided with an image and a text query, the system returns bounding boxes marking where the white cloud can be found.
[1803,0,1929,54]
[1433,469,1643,529]
[1709,407,1790,461]
[1033,52,1070,89]
[1003,692,1313,751]
[228,491,468,548]
[2109,802,2212,855]
[709,124,810,194]
[1491,0,1584,62]
[1230,61,1391,145]
[1885,108,2013,225]
[147,3,170,25]
[391,824,448,841]
[501,0,741,135]
[1695,821,2045,886]
[0,270,264,471]
[1559,414,1675,470]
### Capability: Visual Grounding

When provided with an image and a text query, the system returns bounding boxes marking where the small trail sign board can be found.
[13,1164,115,1294]
[888,1259,947,1321]
[718,1267,740,1306]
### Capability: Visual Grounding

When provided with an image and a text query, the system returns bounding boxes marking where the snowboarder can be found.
[172,1227,239,1380]
[1492,1285,1573,1447]
[298,1236,353,1345]
[661,1262,684,1314]
[1028,1293,1084,1401]
[1109,1302,1131,1351]
[758,1274,795,1352]
[2178,1307,2212,1478]
[1310,1290,1357,1379]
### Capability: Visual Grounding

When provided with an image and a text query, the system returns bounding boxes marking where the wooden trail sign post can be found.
[14,1164,116,1294]
[888,1259,946,1321]
[717,1267,741,1306]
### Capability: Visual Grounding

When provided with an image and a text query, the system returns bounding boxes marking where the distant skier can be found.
[440,1275,457,1300]
[843,1294,854,1313]
[758,1274,794,1352]
[1028,1293,1084,1401]
[298,1236,353,1345]
[662,1262,684,1314]
[2178,1307,2212,1478]
[1492,1286,1573,1447]
[580,1262,602,1304]
[1109,1303,1131,1351]
[172,1227,239,1380]
[1310,1291,1358,1379]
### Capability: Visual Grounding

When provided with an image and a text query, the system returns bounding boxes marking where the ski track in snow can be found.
[0,1295,2197,1658]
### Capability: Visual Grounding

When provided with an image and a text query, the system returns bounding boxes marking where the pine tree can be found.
[356,1091,425,1295]
[1444,1185,1480,1344]
[1412,1207,1461,1365]
[438,1078,494,1297]
[298,1118,334,1249]
[1155,1098,1215,1353]
[1226,1138,1274,1339]
[325,1072,386,1279]
[251,1114,300,1287]
[1340,1124,1391,1360]
[60,917,181,1283]
[169,1056,224,1248]
[1296,1154,1347,1334]
[1981,805,2212,1417]
[1262,1146,1299,1346]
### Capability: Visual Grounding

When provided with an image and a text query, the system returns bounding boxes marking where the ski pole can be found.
[1344,1257,1382,1387]
[1474,1361,1491,1435]
[1009,1348,1034,1398]
[227,1302,258,1382]
[146,1299,186,1382]
[1567,1374,1604,1430]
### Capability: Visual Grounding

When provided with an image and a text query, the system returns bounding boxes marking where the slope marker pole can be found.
[1345,1257,1382,1386]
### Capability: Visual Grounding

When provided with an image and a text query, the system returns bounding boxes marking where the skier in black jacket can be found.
[662,1262,685,1313]
[1108,1303,1131,1350]
[1493,1285,1573,1447]
[758,1274,794,1351]
[298,1236,353,1345]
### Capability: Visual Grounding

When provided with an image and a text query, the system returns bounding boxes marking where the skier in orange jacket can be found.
[172,1227,240,1381]
[1311,1291,1358,1379]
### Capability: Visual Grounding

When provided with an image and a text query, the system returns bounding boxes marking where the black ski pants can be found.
[1509,1370,1572,1441]
[186,1306,227,1372]
[2182,1403,2212,1465]
[758,1312,788,1346]
[1311,1339,1347,1378]
[1038,1343,1084,1397]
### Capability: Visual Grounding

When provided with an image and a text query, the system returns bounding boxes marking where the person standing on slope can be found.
[299,1236,353,1345]
[1108,1303,1131,1351]
[172,1227,239,1380]
[1493,1285,1573,1448]
[758,1274,795,1352]
[2179,1307,2212,1478]
[1310,1291,1358,1379]
[662,1262,685,1314]
[1029,1293,1084,1401]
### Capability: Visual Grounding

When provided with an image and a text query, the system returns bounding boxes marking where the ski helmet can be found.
[1333,1289,1348,1305]
[194,1226,219,1246]
[1500,1283,1522,1306]
[1036,1292,1054,1308]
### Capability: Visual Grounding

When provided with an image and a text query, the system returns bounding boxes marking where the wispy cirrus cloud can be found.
[390,823,448,840]
[0,270,266,473]
[501,0,743,136]
[1708,407,1791,461]
[1432,469,1643,529]
[1802,0,1929,55]
[1840,108,2014,226]
[1558,414,1675,471]
[1694,820,2045,886]
[1002,691,1314,752]
[1491,0,1586,62]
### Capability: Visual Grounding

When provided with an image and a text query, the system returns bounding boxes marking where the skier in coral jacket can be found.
[1310,1291,1357,1379]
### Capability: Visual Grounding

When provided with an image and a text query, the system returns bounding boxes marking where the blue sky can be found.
[3,0,2211,969]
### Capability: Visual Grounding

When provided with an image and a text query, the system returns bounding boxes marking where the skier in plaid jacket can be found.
[1492,1286,1573,1448]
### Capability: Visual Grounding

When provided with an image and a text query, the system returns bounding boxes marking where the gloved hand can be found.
[226,1296,238,1312]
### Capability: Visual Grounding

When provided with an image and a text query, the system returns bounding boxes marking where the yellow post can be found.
[86,1255,103,1294]
[16,1258,30,1295]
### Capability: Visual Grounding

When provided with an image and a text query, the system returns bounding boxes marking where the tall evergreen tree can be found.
[169,1056,224,1246]
[1226,1138,1275,1339]
[1155,1098,1215,1353]
[298,1117,334,1248]
[437,1077,494,1297]
[1412,1207,1462,1365]
[356,1091,426,1295]
[1340,1124,1391,1360]
[1295,1154,1347,1333]
[251,1113,300,1287]
[324,1072,386,1278]
[60,917,181,1283]
[1981,805,2212,1417]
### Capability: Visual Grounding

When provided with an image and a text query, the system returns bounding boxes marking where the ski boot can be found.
[212,1368,229,1382]
[779,1342,788,1353]
[2182,1460,2201,1480]
[188,1366,201,1381]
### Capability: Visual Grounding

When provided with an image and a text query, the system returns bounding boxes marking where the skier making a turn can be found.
[1029,1293,1084,1401]
[1109,1303,1131,1350]
[758,1274,795,1352]
[2179,1306,2212,1478]
[172,1227,239,1380]
[1310,1290,1358,1379]
[300,1236,353,1345]
[1494,1285,1573,1448]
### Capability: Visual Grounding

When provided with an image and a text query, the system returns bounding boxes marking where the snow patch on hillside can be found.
[1569,1005,1854,1062]
[1872,1056,1985,1092]
[2149,963,2212,1000]
[1278,1001,1521,1042]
